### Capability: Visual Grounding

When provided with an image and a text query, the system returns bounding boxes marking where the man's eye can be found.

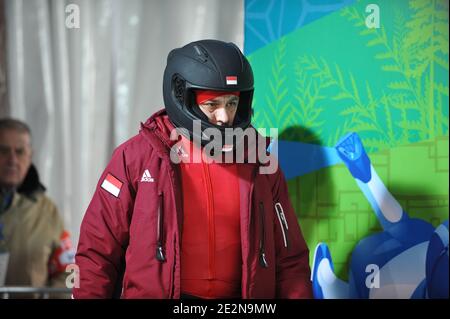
[0,146,9,155]
[202,103,216,110]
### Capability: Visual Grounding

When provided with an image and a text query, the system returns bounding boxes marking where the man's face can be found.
[0,129,32,190]
[197,94,239,126]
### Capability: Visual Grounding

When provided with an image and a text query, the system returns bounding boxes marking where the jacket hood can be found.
[142,109,176,144]
[140,109,178,160]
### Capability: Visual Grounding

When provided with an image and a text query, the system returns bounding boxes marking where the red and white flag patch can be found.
[101,173,123,197]
[226,76,237,85]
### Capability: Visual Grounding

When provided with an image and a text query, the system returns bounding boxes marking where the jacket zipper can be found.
[242,166,257,299]
[275,202,289,249]
[202,162,215,280]
[258,201,269,268]
[156,192,166,262]
[167,163,182,298]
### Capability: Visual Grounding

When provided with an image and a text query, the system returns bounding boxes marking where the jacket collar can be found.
[0,164,44,213]
[17,164,46,197]
[140,109,178,160]
[140,109,272,167]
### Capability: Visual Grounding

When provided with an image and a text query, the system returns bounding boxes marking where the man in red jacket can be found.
[74,40,312,299]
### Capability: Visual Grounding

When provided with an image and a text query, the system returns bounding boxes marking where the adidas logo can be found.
[141,169,154,182]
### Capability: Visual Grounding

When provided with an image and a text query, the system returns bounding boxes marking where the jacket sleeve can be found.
[271,167,312,298]
[73,146,134,298]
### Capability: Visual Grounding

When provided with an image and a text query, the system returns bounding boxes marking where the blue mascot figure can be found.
[310,132,449,299]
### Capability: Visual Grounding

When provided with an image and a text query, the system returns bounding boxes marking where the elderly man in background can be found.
[0,118,74,297]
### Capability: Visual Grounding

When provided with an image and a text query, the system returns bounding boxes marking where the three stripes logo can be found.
[141,169,155,182]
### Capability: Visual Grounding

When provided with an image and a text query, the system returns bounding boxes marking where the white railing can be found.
[0,286,72,299]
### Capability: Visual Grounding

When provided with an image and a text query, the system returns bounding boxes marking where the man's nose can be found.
[214,107,230,126]
[6,149,19,164]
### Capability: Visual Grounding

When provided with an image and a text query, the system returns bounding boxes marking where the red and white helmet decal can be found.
[226,76,237,85]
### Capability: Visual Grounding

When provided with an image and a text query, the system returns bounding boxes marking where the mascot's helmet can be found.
[163,39,254,148]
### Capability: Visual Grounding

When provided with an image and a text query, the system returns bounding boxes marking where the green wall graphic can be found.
[248,0,449,279]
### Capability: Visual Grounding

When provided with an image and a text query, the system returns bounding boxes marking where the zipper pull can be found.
[275,202,289,229]
[156,245,166,262]
[259,251,269,268]
[275,202,289,249]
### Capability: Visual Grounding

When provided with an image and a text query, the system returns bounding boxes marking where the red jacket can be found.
[178,135,242,298]
[73,110,312,299]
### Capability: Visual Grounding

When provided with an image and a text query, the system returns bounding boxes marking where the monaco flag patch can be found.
[101,173,123,197]
[226,76,237,85]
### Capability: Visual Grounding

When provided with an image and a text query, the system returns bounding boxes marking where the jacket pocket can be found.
[275,202,289,249]
[156,192,166,262]
[258,201,269,268]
